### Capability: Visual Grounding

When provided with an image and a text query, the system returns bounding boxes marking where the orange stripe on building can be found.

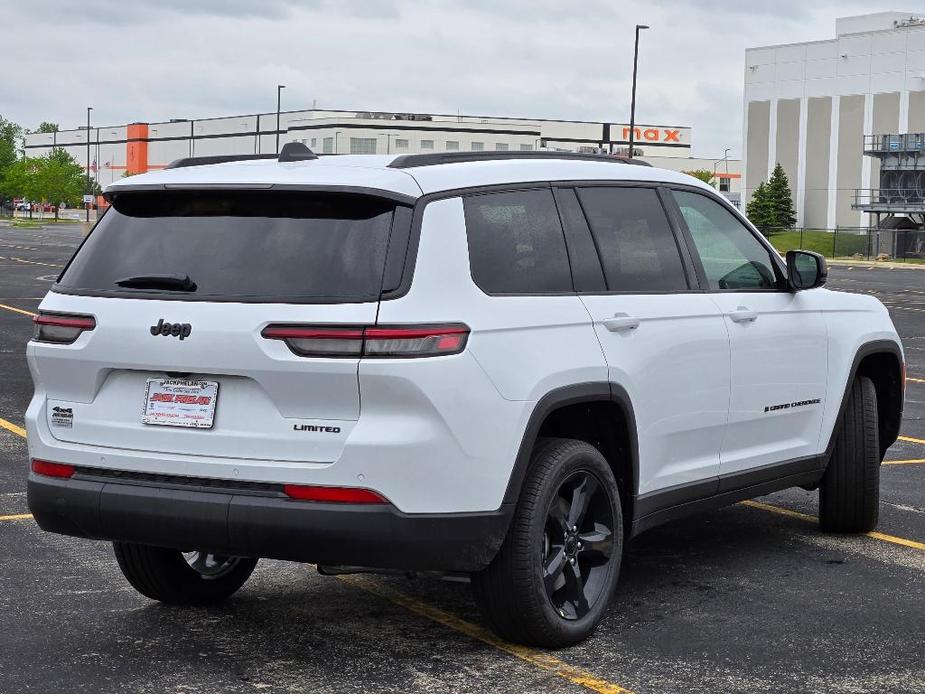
[126,123,149,174]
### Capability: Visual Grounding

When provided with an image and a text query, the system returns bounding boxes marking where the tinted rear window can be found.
[57,191,400,302]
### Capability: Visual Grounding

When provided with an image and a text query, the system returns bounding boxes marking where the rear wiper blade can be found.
[115,274,197,292]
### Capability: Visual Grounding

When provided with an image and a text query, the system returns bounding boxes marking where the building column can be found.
[899,89,910,134]
[796,97,808,228]
[767,97,778,178]
[860,93,875,228]
[826,96,840,230]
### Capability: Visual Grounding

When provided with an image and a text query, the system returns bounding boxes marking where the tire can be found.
[472,438,623,648]
[113,542,258,605]
[819,375,880,533]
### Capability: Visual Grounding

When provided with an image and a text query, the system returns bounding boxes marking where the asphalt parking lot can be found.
[0,222,922,694]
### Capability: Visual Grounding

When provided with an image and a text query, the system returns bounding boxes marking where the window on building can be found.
[350,137,378,155]
[471,142,484,151]
[495,143,509,151]
[463,189,572,294]
[420,140,434,150]
[310,138,317,148]
[718,177,731,192]
[576,186,689,293]
[394,138,409,150]
[322,137,334,154]
[578,146,598,154]
[672,190,778,291]
[519,144,534,151]
[445,141,460,151]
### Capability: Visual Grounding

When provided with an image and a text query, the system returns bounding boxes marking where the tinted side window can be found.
[673,191,779,291]
[463,189,572,294]
[576,187,688,292]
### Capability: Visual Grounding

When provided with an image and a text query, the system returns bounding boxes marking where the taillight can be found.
[33,312,96,344]
[283,484,388,504]
[262,323,469,358]
[31,459,76,478]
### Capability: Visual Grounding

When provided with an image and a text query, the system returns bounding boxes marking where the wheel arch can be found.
[826,340,904,460]
[502,382,639,533]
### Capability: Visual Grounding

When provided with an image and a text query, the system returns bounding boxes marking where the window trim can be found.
[664,184,788,293]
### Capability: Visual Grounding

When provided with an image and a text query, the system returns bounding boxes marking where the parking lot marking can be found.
[9,257,62,268]
[339,574,635,694]
[908,377,925,384]
[0,417,27,438]
[740,500,925,550]
[0,302,36,318]
[899,435,925,446]
[883,459,925,465]
[0,513,32,522]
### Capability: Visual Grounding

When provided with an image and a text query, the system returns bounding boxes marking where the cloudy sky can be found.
[2,1,915,158]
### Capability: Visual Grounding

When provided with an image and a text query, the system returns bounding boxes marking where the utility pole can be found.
[86,106,93,222]
[276,85,286,154]
[627,24,649,159]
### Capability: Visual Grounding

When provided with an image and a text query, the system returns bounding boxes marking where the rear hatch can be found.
[33,188,412,463]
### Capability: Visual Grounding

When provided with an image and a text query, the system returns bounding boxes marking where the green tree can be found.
[34,149,85,219]
[765,163,797,229]
[35,122,59,134]
[683,169,715,186]
[0,116,23,182]
[746,181,774,231]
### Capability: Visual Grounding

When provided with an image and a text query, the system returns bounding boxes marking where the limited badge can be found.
[51,406,73,428]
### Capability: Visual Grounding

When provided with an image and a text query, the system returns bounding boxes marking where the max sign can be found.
[622,127,684,143]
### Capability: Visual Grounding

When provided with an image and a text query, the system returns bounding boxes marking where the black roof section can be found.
[387,150,653,169]
[165,142,319,170]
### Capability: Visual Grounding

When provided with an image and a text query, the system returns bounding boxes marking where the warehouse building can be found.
[23,109,741,203]
[744,11,925,229]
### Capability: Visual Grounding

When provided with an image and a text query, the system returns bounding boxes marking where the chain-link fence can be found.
[763,227,925,263]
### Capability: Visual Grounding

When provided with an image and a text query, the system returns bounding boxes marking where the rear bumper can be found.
[27,471,513,572]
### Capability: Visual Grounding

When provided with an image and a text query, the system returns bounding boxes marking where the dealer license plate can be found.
[142,378,219,429]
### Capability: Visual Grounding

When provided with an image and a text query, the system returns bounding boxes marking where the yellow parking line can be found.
[740,500,925,551]
[0,513,32,522]
[883,459,925,465]
[0,417,26,438]
[907,377,925,384]
[0,302,36,318]
[340,574,634,694]
[899,435,925,446]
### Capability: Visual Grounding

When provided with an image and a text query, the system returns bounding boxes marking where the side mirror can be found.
[786,250,827,291]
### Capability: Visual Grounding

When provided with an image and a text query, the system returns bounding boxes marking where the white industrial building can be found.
[23,109,741,203]
[744,11,925,229]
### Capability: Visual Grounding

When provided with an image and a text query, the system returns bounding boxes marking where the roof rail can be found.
[164,142,319,170]
[387,150,652,169]
[164,153,277,170]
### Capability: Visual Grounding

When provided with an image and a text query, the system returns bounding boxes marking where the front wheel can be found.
[819,375,880,533]
[472,438,623,647]
[113,542,258,605]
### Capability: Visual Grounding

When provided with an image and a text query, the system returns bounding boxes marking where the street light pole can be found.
[276,85,286,154]
[627,24,649,160]
[86,106,93,222]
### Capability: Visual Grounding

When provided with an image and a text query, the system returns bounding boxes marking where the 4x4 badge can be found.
[150,319,192,340]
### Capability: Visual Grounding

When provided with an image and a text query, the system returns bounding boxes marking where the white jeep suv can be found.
[26,146,904,647]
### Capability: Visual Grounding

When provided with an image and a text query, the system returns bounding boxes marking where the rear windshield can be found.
[56,190,401,302]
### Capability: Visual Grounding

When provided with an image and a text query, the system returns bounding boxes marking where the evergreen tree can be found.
[746,181,774,231]
[766,163,797,229]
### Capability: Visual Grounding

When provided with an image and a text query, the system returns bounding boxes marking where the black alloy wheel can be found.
[542,471,615,620]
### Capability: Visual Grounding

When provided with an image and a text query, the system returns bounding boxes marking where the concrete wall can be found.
[804,97,832,229]
[870,91,901,189]
[909,90,925,131]
[745,101,771,201]
[836,95,864,227]
[775,99,801,210]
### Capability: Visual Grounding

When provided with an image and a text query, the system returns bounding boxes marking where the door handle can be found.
[602,313,640,332]
[728,306,758,323]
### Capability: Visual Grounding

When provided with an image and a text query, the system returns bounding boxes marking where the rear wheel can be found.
[113,542,258,605]
[819,376,880,533]
[472,438,623,647]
